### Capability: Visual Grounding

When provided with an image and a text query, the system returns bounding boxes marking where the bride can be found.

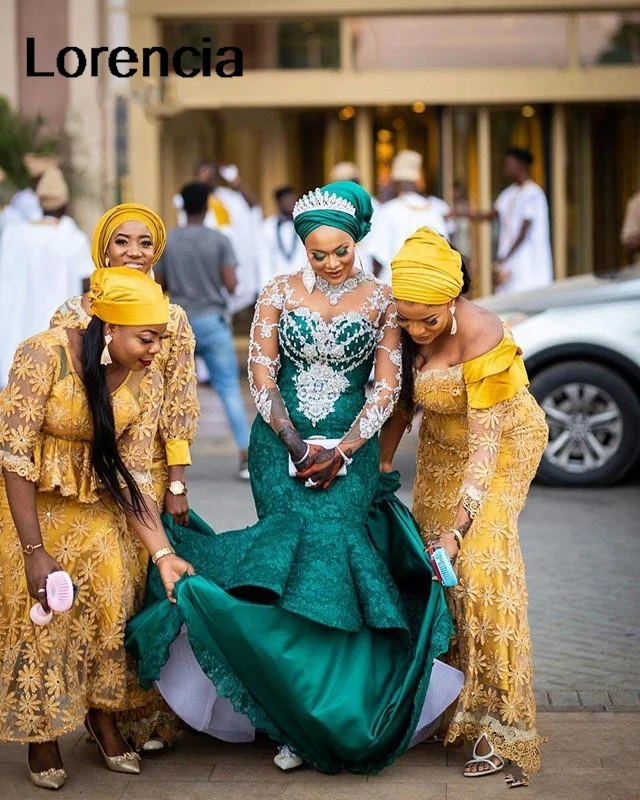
[126,181,462,774]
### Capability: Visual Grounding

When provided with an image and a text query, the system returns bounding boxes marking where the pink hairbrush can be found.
[30,571,76,626]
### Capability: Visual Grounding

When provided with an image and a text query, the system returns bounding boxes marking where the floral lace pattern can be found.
[413,364,549,775]
[50,299,199,481]
[0,328,164,743]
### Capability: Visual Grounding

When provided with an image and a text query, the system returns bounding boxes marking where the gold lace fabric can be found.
[412,360,549,774]
[0,328,166,742]
[50,299,199,471]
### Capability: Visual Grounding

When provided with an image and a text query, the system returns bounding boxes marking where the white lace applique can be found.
[280,309,376,425]
[294,363,349,426]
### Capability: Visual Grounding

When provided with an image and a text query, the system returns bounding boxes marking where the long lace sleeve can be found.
[248,277,296,436]
[0,334,58,481]
[459,403,505,520]
[340,293,402,454]
[459,332,528,520]
[118,371,165,502]
[159,305,199,466]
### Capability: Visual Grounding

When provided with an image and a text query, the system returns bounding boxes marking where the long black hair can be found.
[398,253,472,414]
[82,316,148,518]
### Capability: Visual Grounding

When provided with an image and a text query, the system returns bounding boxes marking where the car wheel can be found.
[530,361,640,487]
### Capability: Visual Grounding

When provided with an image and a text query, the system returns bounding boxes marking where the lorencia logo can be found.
[26,37,243,78]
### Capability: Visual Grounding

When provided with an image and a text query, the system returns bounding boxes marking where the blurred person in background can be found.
[0,152,54,230]
[368,149,452,284]
[0,165,93,387]
[257,185,307,289]
[329,161,380,273]
[467,147,553,295]
[159,182,251,481]
[621,190,640,265]
[173,161,262,315]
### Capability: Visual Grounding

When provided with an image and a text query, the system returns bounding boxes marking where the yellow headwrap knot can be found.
[91,203,167,269]
[88,267,169,326]
[391,227,463,305]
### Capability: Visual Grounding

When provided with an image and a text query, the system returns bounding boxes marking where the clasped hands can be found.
[295,443,347,491]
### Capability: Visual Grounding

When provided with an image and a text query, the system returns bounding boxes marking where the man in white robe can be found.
[0,166,93,386]
[0,153,58,231]
[367,150,452,284]
[470,147,553,295]
[257,186,307,290]
[173,162,262,314]
[328,162,381,274]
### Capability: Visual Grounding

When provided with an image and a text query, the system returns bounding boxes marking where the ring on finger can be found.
[305,478,317,488]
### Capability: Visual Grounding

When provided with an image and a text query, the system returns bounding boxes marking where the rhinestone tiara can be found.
[292,188,357,219]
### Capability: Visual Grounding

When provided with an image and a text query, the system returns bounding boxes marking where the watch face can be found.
[169,481,185,495]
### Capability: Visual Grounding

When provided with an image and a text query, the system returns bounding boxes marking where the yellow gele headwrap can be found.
[391,227,463,305]
[88,267,169,326]
[91,203,167,269]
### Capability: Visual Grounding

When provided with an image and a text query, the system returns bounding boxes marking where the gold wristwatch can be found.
[168,480,187,496]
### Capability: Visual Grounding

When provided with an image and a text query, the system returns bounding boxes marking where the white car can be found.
[478,267,640,486]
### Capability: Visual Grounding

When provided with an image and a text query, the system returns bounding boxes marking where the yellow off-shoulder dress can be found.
[50,297,200,745]
[412,329,549,775]
[0,328,163,743]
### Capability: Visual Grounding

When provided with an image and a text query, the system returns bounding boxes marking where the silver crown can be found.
[292,188,356,219]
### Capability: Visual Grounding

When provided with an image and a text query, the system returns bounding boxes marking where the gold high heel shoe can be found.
[85,717,141,775]
[28,766,67,791]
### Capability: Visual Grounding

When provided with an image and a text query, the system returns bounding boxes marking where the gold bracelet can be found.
[451,529,464,548]
[151,546,175,565]
[22,542,44,556]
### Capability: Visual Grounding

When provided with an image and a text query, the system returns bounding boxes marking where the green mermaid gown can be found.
[126,275,455,774]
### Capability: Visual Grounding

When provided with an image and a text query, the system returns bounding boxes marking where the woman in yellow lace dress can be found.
[50,203,199,747]
[0,268,194,790]
[380,228,548,784]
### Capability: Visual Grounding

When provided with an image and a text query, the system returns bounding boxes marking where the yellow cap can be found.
[92,202,167,269]
[391,227,463,305]
[88,267,169,326]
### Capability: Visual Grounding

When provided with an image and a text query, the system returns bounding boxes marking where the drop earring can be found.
[100,334,113,366]
[105,255,110,267]
[302,261,316,295]
[449,304,457,336]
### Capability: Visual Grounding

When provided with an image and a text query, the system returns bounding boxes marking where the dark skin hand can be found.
[164,491,189,527]
[296,445,346,490]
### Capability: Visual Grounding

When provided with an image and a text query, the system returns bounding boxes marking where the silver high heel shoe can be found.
[28,743,67,790]
[85,717,141,775]
[28,766,67,791]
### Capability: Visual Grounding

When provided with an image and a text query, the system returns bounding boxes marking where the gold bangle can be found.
[451,529,464,548]
[22,542,44,556]
[151,546,175,565]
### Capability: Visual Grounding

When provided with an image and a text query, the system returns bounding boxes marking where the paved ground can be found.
[4,714,640,799]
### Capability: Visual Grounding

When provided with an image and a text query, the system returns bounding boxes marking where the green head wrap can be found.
[292,181,373,244]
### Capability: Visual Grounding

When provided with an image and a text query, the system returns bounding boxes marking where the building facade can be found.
[0,0,128,232]
[128,0,640,294]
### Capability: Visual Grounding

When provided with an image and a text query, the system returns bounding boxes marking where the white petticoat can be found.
[156,627,464,747]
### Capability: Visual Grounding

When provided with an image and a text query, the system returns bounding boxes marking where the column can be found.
[0,0,18,107]
[551,104,568,281]
[441,107,454,205]
[477,107,492,297]
[129,13,162,210]
[354,107,374,193]
[324,117,341,182]
[67,0,104,230]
